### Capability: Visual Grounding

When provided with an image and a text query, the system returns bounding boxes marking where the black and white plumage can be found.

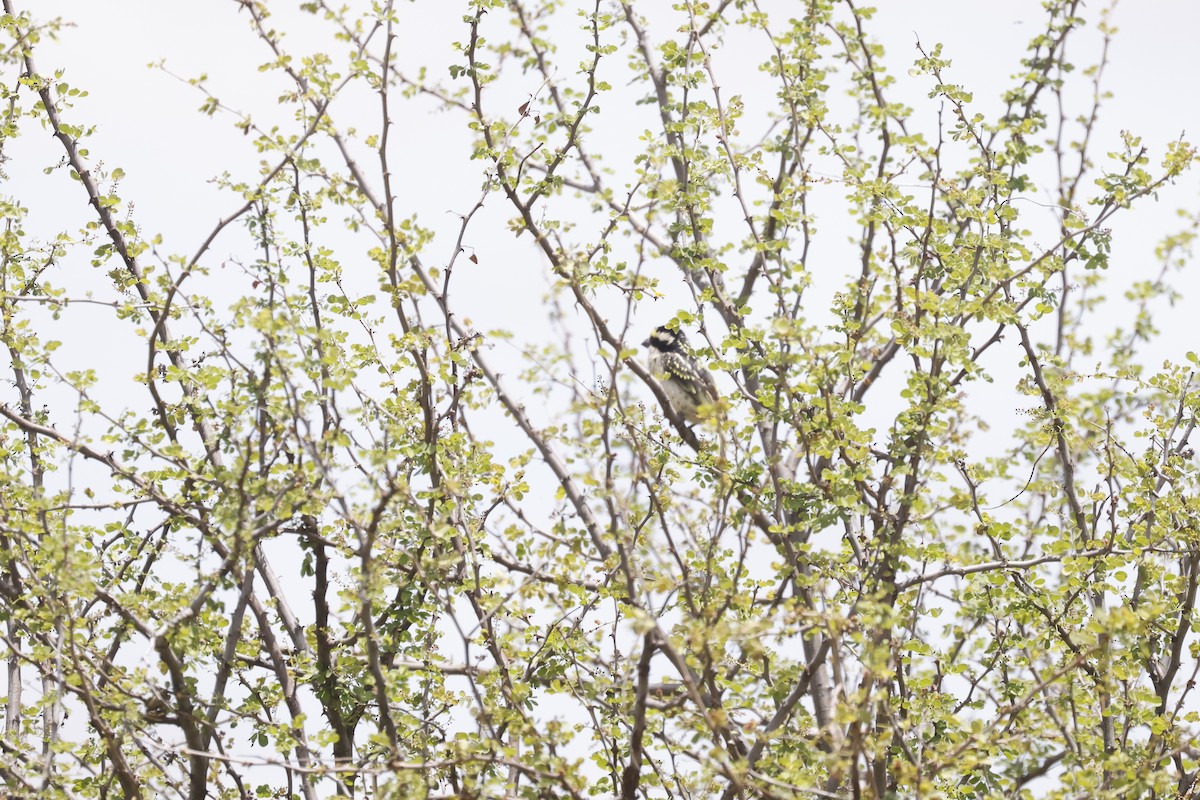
[642,325,719,423]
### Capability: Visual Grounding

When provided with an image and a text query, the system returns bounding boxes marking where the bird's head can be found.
[642,325,687,352]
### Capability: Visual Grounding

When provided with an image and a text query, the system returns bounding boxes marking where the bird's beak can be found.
[641,338,650,347]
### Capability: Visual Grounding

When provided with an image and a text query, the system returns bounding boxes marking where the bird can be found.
[642,325,719,423]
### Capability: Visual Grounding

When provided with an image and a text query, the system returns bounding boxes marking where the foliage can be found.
[0,0,1198,798]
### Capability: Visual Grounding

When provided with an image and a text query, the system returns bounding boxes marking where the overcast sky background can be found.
[8,0,1200,460]
[14,0,1199,351]
[6,1,1200,784]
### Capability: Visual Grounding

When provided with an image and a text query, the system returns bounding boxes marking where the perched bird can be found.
[642,325,719,423]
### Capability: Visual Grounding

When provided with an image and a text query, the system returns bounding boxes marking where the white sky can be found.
[6,1,1200,788]
[6,0,1197,522]
[16,0,1200,348]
